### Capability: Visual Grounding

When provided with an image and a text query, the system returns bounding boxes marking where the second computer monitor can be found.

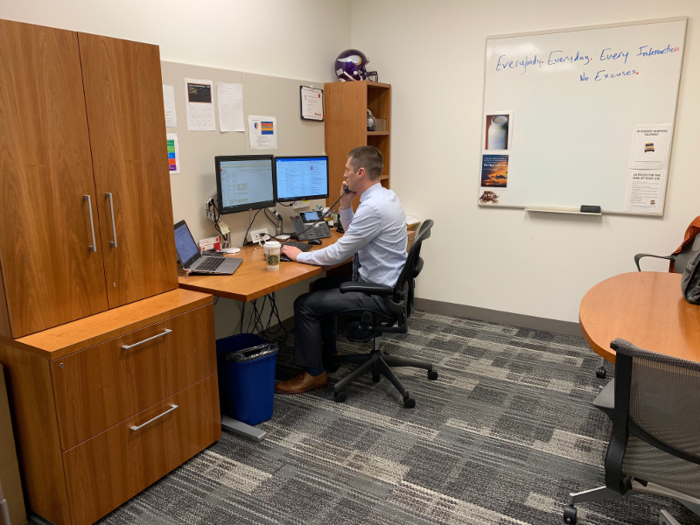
[274,156,329,202]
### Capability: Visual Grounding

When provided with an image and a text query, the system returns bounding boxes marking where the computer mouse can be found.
[308,239,323,245]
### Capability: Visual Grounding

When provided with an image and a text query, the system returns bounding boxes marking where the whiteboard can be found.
[478,18,687,215]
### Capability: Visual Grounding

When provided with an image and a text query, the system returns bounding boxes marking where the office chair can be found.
[634,225,700,274]
[328,220,437,408]
[564,338,700,525]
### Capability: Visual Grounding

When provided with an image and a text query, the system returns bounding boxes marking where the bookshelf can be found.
[323,81,391,209]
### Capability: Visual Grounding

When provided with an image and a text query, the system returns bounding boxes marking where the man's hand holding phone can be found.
[340,182,356,210]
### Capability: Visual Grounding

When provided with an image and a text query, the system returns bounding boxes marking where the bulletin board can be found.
[161,60,326,243]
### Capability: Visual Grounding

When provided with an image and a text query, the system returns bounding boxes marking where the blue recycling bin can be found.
[216,333,278,426]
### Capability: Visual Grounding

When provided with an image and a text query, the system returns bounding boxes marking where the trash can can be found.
[216,333,278,426]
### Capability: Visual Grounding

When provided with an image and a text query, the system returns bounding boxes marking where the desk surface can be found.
[178,231,348,302]
[579,272,700,363]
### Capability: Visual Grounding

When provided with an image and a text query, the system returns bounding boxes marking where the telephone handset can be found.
[290,212,332,241]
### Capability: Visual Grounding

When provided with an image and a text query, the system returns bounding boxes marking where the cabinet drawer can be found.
[52,304,216,450]
[63,373,221,525]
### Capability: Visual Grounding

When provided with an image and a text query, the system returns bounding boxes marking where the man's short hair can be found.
[348,146,383,181]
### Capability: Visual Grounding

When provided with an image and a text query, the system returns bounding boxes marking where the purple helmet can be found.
[334,49,378,82]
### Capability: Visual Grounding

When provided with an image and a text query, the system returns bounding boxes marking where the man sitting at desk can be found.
[276,146,408,394]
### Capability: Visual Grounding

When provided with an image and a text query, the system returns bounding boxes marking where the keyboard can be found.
[281,241,314,262]
[195,257,225,272]
[283,241,314,252]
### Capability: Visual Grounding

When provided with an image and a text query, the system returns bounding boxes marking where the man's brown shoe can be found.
[275,370,328,395]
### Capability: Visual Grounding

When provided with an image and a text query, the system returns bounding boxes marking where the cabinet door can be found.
[78,33,178,309]
[0,20,108,338]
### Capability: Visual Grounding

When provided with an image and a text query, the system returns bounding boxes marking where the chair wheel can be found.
[596,366,607,379]
[427,370,438,380]
[334,391,347,403]
[563,505,577,524]
[372,371,381,382]
[403,397,416,409]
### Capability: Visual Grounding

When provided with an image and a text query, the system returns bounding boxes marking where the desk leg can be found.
[221,415,266,442]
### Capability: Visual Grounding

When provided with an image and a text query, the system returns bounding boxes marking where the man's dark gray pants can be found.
[293,275,393,369]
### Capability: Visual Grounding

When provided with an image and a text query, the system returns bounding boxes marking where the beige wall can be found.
[352,0,700,323]
[0,0,351,82]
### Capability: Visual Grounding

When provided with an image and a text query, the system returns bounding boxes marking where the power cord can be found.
[242,293,288,347]
[242,208,264,246]
[204,194,231,248]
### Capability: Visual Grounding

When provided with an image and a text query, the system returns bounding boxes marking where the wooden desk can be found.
[177,231,350,442]
[580,272,700,364]
[178,231,349,301]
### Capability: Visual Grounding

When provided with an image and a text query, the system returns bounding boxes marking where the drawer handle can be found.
[130,405,178,431]
[121,329,172,350]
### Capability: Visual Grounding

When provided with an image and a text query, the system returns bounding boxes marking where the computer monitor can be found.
[215,155,276,214]
[274,156,329,202]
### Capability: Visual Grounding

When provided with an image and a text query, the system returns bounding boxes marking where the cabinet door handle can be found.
[121,329,172,350]
[130,405,178,431]
[106,192,118,248]
[84,195,97,252]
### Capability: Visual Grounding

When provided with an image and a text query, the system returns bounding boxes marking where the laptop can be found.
[174,220,242,275]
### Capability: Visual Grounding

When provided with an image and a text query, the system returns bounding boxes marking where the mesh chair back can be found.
[674,232,700,274]
[611,339,700,499]
[392,220,433,320]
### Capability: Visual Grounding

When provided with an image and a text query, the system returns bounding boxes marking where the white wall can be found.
[352,0,700,323]
[0,0,350,82]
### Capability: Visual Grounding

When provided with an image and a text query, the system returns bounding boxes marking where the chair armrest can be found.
[339,281,394,296]
[634,253,675,272]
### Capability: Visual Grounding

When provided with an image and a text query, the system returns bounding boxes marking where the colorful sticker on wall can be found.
[166,133,180,174]
[480,154,508,187]
[479,190,500,204]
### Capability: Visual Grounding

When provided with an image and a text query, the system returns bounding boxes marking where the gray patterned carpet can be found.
[31,311,700,524]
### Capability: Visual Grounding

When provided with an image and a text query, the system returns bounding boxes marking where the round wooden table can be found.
[579,272,700,363]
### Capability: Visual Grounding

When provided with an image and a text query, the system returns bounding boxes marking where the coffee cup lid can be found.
[265,240,281,248]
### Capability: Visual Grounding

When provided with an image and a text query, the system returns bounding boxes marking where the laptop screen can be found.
[174,221,200,267]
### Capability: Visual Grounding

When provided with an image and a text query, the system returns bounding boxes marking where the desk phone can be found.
[290,212,332,241]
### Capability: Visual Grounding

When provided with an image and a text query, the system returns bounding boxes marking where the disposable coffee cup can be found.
[264,240,281,271]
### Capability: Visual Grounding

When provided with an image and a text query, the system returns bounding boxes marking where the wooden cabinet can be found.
[0,20,216,525]
[0,20,110,338]
[0,364,26,525]
[0,289,220,525]
[324,81,392,209]
[0,19,178,339]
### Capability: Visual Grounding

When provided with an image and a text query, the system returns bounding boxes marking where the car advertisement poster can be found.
[629,124,672,170]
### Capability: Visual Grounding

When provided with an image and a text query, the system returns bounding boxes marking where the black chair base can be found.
[330,341,437,408]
